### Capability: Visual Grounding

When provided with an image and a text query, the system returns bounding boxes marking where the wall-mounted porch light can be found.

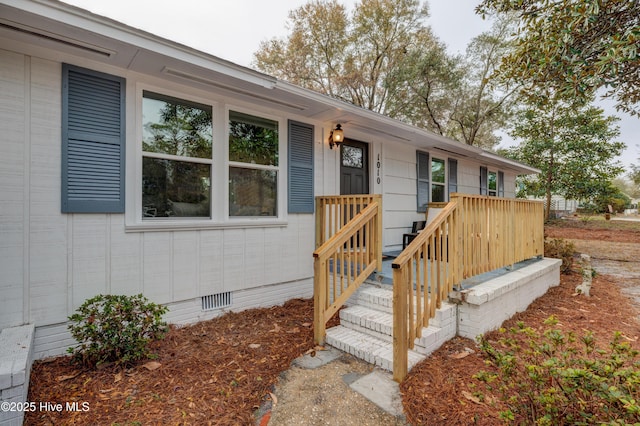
[328,124,344,149]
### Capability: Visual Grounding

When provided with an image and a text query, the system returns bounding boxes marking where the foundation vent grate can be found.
[201,292,232,311]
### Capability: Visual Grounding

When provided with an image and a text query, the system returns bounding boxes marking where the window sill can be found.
[125,219,288,233]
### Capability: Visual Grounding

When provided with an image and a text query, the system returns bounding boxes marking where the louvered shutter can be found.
[448,158,458,198]
[62,64,125,213]
[498,171,504,197]
[417,151,429,212]
[288,120,314,213]
[480,166,488,195]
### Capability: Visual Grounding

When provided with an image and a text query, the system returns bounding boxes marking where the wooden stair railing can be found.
[392,193,544,382]
[313,201,381,345]
[392,201,461,382]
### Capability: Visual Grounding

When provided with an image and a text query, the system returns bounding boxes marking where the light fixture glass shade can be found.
[333,124,344,143]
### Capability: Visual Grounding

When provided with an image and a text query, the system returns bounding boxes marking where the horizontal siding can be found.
[0,51,317,336]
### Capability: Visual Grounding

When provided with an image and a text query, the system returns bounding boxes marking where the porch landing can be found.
[325,257,561,373]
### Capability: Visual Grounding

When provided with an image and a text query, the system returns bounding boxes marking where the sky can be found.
[62,0,638,172]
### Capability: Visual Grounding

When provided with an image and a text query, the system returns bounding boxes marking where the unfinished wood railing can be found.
[313,198,382,345]
[315,195,382,248]
[392,201,461,381]
[392,193,544,381]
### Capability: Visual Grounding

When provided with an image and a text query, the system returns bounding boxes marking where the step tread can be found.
[326,325,425,371]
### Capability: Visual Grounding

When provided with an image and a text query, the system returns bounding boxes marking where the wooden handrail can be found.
[313,201,381,346]
[392,200,461,381]
[392,193,544,381]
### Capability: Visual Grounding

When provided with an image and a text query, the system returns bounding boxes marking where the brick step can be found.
[339,304,455,356]
[351,284,458,330]
[325,325,425,372]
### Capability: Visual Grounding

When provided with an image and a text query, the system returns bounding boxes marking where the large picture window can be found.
[141,91,213,218]
[228,111,279,217]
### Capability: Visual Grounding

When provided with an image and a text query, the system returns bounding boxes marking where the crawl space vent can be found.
[201,292,232,311]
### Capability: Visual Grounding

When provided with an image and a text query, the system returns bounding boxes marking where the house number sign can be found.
[376,153,381,185]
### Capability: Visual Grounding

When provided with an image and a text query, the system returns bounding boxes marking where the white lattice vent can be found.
[201,292,232,311]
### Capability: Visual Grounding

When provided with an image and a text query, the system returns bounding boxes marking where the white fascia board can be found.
[479,151,540,175]
[7,0,276,89]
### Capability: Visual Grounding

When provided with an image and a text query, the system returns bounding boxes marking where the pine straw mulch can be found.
[401,225,640,425]
[545,216,640,243]
[26,223,640,425]
[26,299,340,425]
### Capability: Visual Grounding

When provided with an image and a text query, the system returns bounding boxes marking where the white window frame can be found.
[226,106,283,220]
[126,84,287,231]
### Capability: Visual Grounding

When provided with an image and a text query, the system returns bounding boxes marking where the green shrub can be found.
[476,317,640,425]
[67,294,168,367]
[544,238,575,274]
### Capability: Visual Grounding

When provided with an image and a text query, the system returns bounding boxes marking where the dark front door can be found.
[340,139,369,195]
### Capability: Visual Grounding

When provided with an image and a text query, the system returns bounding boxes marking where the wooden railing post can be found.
[376,195,383,272]
[393,265,408,382]
[313,257,326,345]
[315,197,323,249]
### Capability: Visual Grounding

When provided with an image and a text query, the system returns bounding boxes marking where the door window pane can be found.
[342,145,363,168]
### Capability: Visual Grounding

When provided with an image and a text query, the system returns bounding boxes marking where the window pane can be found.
[229,111,278,166]
[142,157,211,218]
[432,158,445,183]
[142,92,212,158]
[432,184,445,202]
[342,145,363,168]
[229,167,277,217]
[488,171,497,191]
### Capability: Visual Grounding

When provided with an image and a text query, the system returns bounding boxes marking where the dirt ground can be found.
[25,219,640,425]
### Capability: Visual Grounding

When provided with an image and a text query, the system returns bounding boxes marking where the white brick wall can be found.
[453,258,561,340]
[0,324,35,426]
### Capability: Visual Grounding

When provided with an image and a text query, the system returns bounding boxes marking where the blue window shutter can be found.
[448,158,458,197]
[479,166,488,195]
[498,171,504,197]
[62,64,125,213]
[288,120,314,213]
[416,151,429,212]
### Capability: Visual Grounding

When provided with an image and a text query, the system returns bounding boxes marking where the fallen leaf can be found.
[114,372,122,383]
[143,361,162,371]
[248,343,261,349]
[286,327,300,334]
[57,372,80,382]
[269,323,282,333]
[461,391,483,405]
[449,351,470,359]
[269,392,278,406]
[301,322,312,328]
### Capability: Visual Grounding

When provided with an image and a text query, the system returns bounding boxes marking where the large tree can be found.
[504,93,625,219]
[253,0,432,115]
[477,0,640,116]
[254,0,519,149]
[446,15,520,148]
